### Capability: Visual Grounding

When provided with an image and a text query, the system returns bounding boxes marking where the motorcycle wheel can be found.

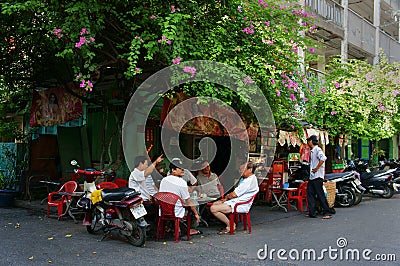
[122,209,146,247]
[86,208,103,234]
[353,191,363,205]
[336,186,356,207]
[379,185,394,199]
[125,221,146,247]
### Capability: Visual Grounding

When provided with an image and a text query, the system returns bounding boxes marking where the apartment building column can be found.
[341,0,349,62]
[373,0,381,65]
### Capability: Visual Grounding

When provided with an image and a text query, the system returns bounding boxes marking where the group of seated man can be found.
[128,155,259,236]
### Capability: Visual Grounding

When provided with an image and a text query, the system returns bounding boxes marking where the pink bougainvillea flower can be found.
[334,82,340,88]
[80,28,88,35]
[270,78,276,85]
[290,94,296,101]
[321,88,327,93]
[172,56,181,65]
[89,37,95,42]
[243,77,254,84]
[331,111,337,115]
[379,104,386,111]
[291,125,295,129]
[264,21,270,26]
[303,97,309,102]
[183,66,196,78]
[150,15,157,19]
[158,36,172,45]
[263,39,274,44]
[302,78,308,83]
[242,27,254,34]
[238,6,242,12]
[276,90,281,96]
[392,90,400,97]
[308,47,315,53]
[80,79,86,88]
[53,29,63,38]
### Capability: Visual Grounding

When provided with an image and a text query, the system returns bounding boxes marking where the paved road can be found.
[1,194,399,265]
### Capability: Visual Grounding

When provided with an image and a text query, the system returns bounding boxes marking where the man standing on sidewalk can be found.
[306,135,332,219]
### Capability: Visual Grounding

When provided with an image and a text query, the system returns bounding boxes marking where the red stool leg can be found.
[229,213,235,235]
[247,213,252,234]
[174,219,180,242]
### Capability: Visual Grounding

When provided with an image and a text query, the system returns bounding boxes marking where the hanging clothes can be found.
[278,130,287,146]
[299,143,310,162]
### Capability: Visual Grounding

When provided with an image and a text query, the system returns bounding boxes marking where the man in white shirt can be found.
[306,135,332,219]
[210,161,259,235]
[159,158,201,236]
[128,155,163,201]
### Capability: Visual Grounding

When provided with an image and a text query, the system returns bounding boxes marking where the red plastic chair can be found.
[229,193,258,235]
[287,181,308,212]
[96,182,119,189]
[153,192,191,243]
[47,181,78,220]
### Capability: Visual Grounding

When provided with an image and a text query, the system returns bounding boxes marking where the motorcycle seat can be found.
[101,187,140,202]
[324,172,353,180]
[360,170,387,180]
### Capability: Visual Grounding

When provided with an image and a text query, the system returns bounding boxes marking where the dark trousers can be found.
[307,178,330,216]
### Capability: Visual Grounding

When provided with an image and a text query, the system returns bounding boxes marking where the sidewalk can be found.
[14,198,303,231]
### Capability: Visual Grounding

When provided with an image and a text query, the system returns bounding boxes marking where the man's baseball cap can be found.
[306,135,318,142]
[170,158,184,170]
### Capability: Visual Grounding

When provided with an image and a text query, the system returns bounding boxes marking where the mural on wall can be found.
[30,85,84,127]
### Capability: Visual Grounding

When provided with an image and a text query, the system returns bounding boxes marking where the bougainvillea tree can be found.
[305,51,400,142]
[1,0,322,165]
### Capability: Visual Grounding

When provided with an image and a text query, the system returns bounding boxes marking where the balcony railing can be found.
[380,31,400,62]
[305,0,343,27]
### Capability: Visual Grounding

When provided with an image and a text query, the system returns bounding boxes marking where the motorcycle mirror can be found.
[70,160,80,168]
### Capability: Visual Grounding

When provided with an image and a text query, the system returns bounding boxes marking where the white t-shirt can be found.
[167,169,197,186]
[309,146,327,180]
[128,168,152,200]
[145,175,158,196]
[159,175,190,218]
[225,174,259,213]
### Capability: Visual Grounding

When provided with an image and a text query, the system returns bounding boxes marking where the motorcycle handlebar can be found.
[74,169,105,176]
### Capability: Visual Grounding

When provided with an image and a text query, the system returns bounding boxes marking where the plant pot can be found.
[0,189,17,207]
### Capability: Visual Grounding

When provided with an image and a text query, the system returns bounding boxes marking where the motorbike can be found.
[324,171,365,207]
[378,160,400,192]
[71,161,148,247]
[345,159,395,199]
[289,162,365,207]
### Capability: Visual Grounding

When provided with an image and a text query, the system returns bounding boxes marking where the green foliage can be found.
[305,51,400,140]
[1,0,322,130]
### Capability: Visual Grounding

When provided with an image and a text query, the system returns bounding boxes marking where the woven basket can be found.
[323,182,336,208]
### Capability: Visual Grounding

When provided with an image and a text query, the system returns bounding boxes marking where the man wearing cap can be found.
[167,158,198,193]
[306,135,332,219]
[159,158,202,236]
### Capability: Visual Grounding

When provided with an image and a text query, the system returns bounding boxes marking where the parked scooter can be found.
[345,159,395,198]
[289,162,365,207]
[324,171,365,207]
[72,161,148,247]
[378,160,400,192]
